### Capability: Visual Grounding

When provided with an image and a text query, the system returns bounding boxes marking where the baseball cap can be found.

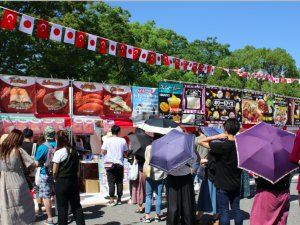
[44,126,56,139]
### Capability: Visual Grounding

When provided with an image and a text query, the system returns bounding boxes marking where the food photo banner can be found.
[158,82,183,123]
[73,81,103,116]
[287,98,300,126]
[36,78,69,114]
[131,86,158,125]
[0,75,36,113]
[181,84,205,126]
[205,87,242,123]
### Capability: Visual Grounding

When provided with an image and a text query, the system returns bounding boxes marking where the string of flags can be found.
[0,6,299,85]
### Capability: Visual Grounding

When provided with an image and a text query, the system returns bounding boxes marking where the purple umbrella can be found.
[236,122,298,184]
[150,129,195,173]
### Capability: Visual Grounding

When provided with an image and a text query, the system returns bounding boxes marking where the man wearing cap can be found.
[35,126,56,225]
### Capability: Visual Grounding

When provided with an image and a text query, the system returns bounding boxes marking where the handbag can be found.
[129,163,139,181]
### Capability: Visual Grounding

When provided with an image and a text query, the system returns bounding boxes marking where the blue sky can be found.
[107,1,300,68]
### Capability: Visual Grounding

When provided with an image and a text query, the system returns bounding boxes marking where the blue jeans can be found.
[216,188,243,225]
[145,178,164,215]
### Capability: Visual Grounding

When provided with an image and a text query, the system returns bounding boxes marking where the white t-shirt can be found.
[101,136,128,165]
[52,147,68,164]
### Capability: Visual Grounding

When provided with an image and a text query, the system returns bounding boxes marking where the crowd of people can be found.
[0,118,299,225]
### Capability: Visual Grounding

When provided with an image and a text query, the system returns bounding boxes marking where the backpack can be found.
[43,142,56,176]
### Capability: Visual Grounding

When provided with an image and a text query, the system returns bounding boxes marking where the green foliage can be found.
[0,2,299,97]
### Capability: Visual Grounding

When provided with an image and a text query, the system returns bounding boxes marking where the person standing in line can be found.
[198,118,243,225]
[52,130,85,225]
[290,129,300,207]
[101,125,128,206]
[35,126,56,225]
[0,129,35,225]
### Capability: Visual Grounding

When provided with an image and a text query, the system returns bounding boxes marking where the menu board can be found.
[0,75,36,113]
[181,84,205,126]
[131,86,158,125]
[205,87,242,123]
[73,81,103,116]
[158,82,183,123]
[103,84,132,118]
[287,98,300,126]
[36,78,69,114]
[242,92,288,125]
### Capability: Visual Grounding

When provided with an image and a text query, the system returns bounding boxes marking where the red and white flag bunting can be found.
[126,45,133,59]
[156,53,162,65]
[148,52,155,65]
[49,24,63,42]
[36,19,49,39]
[210,66,215,75]
[75,31,86,48]
[108,40,117,56]
[0,9,18,30]
[139,49,149,63]
[87,34,97,51]
[99,38,107,54]
[19,14,34,35]
[168,56,174,67]
[64,28,75,44]
[133,48,141,61]
[187,61,193,71]
[119,43,127,58]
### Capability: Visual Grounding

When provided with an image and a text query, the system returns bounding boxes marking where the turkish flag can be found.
[87,34,97,51]
[75,31,86,48]
[119,43,127,58]
[175,58,180,70]
[198,64,204,74]
[207,65,211,74]
[19,14,34,35]
[156,53,162,65]
[139,49,149,63]
[193,62,198,73]
[36,20,49,39]
[108,40,117,55]
[133,47,141,60]
[126,45,133,59]
[0,10,18,30]
[64,28,75,44]
[183,60,188,70]
[49,24,63,42]
[148,52,155,64]
[163,54,169,66]
[99,38,107,54]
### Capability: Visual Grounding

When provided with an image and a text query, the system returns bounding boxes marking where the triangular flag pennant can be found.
[126,45,134,59]
[198,64,204,74]
[75,31,86,48]
[87,34,97,51]
[64,28,75,44]
[49,24,63,42]
[0,9,18,30]
[168,56,174,67]
[36,20,49,39]
[187,61,193,71]
[210,66,215,75]
[133,48,141,61]
[163,54,169,66]
[139,49,149,63]
[19,14,34,35]
[175,58,180,70]
[108,40,117,56]
[156,53,162,65]
[193,62,198,73]
[99,38,107,54]
[119,43,127,58]
[148,52,155,65]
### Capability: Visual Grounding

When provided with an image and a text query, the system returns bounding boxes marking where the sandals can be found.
[140,216,151,223]
[135,208,144,213]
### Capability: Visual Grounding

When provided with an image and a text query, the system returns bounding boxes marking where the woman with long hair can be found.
[0,129,35,225]
[52,130,85,225]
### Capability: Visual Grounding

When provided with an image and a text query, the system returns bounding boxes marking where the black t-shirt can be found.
[22,142,34,156]
[207,152,216,182]
[209,139,242,191]
[256,175,290,192]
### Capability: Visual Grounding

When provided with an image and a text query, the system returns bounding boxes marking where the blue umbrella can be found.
[150,129,196,173]
[200,127,224,137]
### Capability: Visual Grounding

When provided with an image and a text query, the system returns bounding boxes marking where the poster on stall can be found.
[287,98,300,126]
[36,78,69,114]
[131,86,158,125]
[205,87,242,123]
[0,75,36,113]
[158,82,183,123]
[181,84,205,126]
[242,92,288,125]
[73,81,103,116]
[103,84,132,118]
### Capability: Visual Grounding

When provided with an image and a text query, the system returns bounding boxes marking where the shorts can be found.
[39,174,53,199]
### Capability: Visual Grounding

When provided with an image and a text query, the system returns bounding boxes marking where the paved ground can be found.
[34,179,300,225]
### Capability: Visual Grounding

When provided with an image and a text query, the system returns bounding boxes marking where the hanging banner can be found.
[131,86,158,125]
[73,81,103,116]
[287,98,300,126]
[205,87,242,123]
[272,95,288,126]
[103,84,132,118]
[158,82,183,123]
[181,84,205,126]
[36,78,69,114]
[0,75,36,113]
